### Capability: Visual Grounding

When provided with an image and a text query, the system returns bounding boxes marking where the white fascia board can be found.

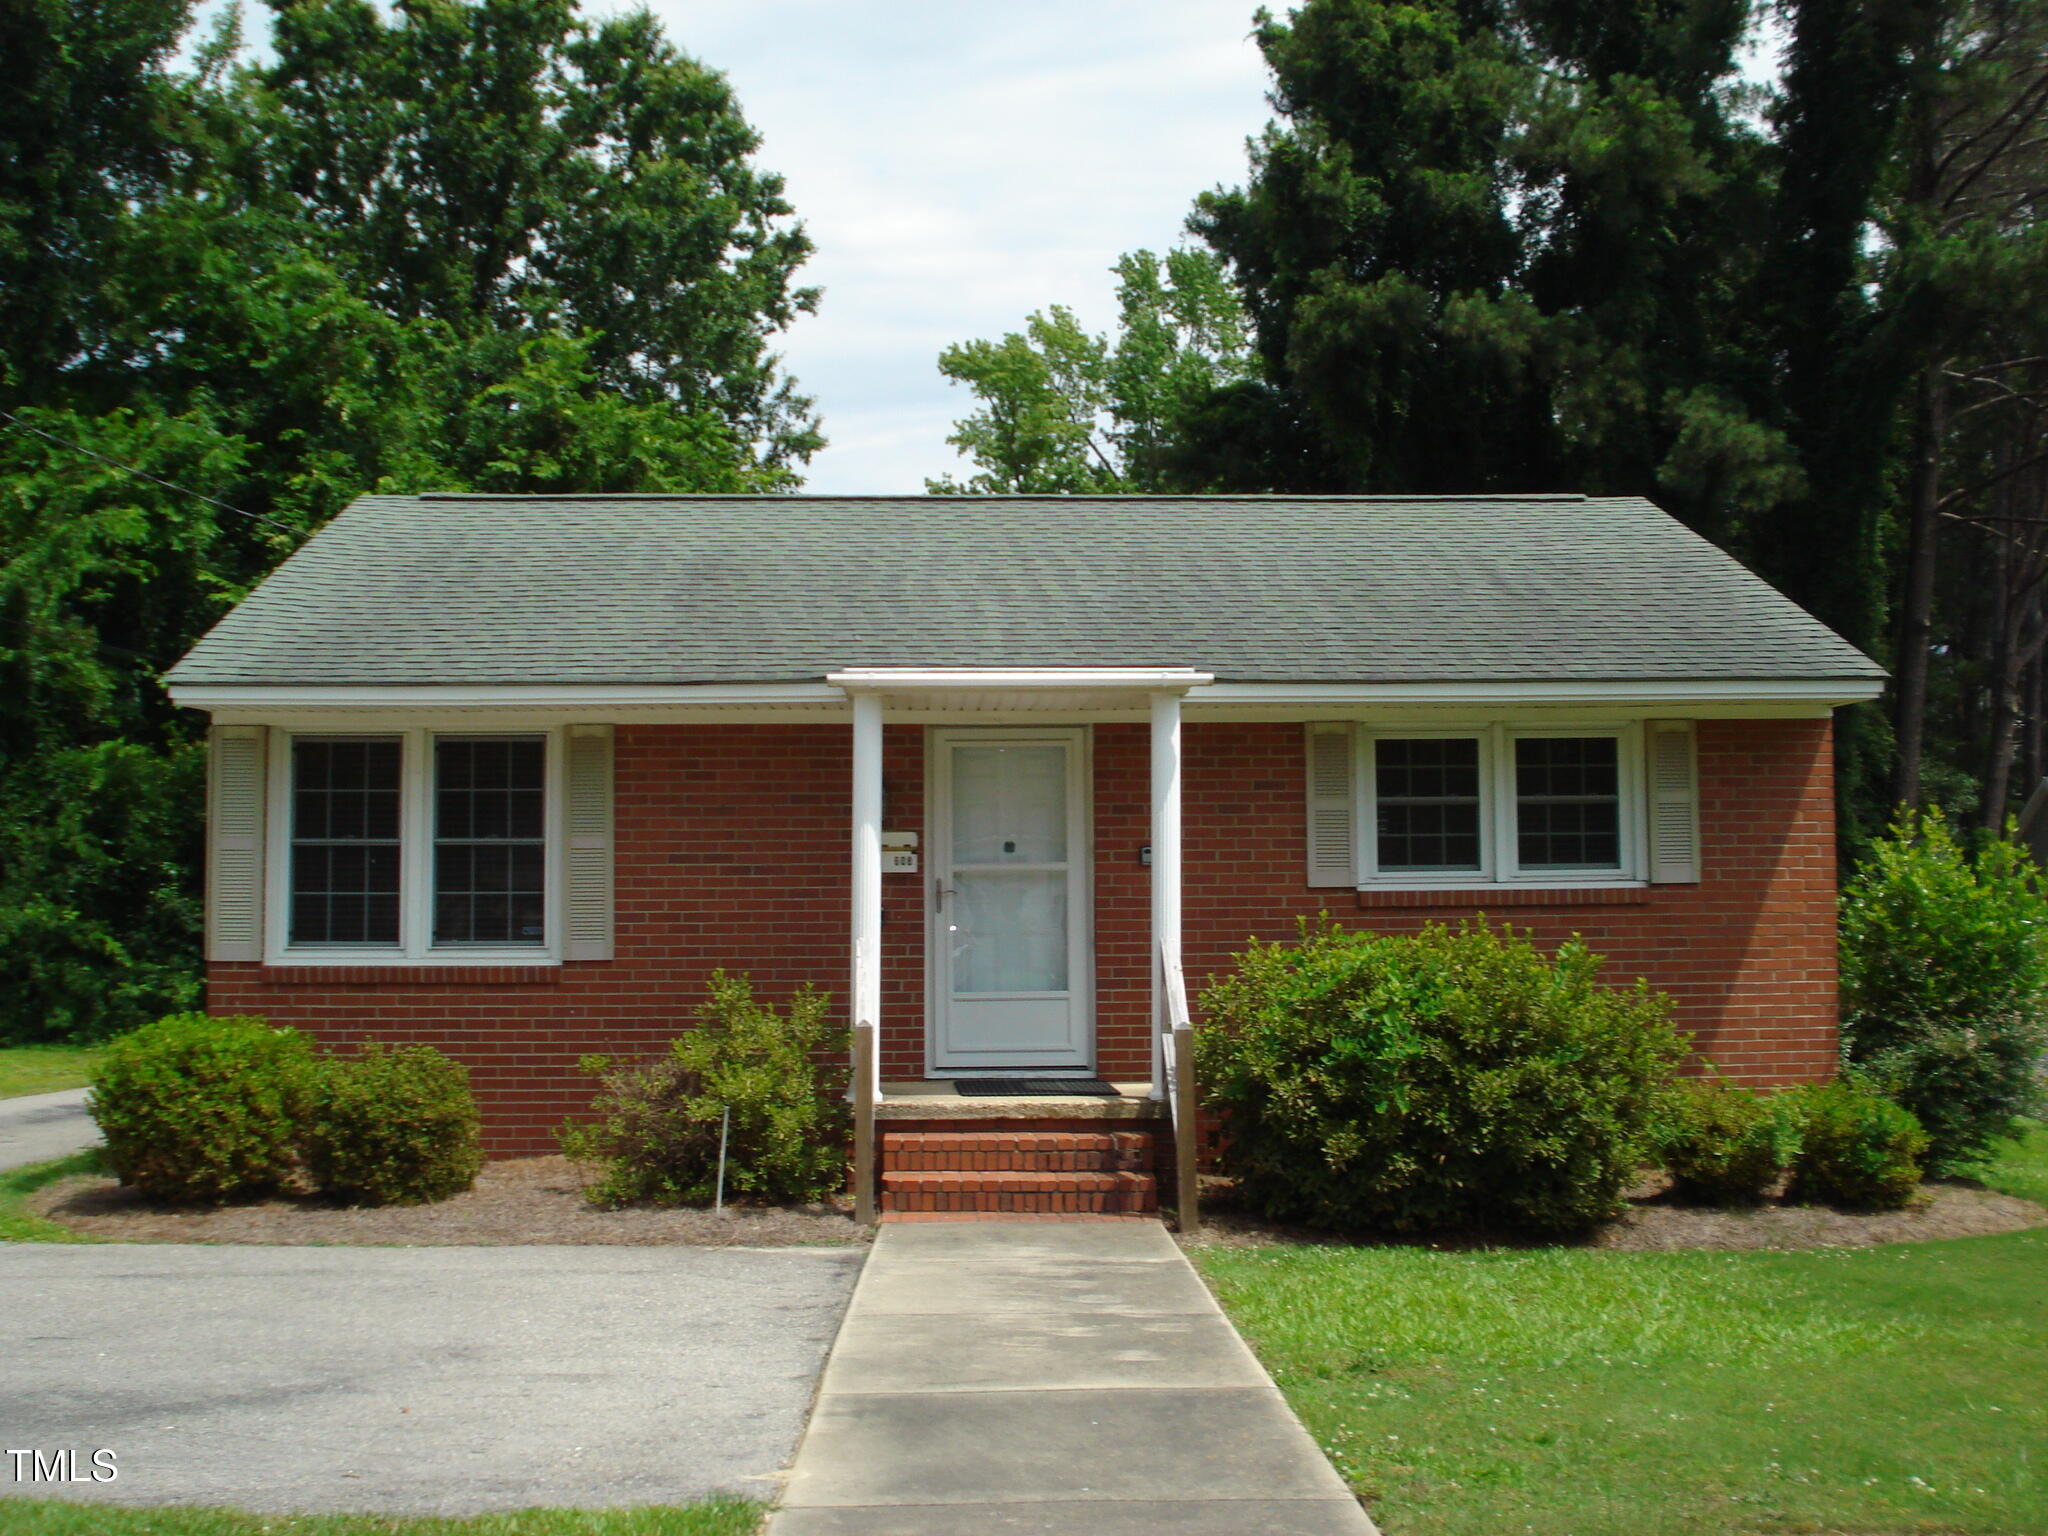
[169,672,1882,715]
[168,681,848,711]
[827,667,1215,692]
[1186,678,1885,707]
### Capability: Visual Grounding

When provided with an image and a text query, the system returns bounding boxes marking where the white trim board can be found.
[171,674,1882,717]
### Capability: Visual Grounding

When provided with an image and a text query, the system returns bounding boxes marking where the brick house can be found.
[166,492,1884,1217]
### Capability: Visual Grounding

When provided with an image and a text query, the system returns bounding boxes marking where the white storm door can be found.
[931,729,1091,1071]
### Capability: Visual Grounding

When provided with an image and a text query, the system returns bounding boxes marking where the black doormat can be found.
[951,1078,1121,1097]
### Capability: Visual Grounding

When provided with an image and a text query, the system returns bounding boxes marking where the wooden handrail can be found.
[852,1019,877,1225]
[1158,937,1199,1233]
[850,935,879,1225]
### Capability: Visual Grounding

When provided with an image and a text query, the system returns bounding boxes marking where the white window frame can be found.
[265,725,566,965]
[1358,721,1646,888]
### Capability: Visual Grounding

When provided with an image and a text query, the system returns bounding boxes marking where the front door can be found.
[929,728,1092,1072]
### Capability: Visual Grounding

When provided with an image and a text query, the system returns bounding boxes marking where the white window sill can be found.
[265,951,561,968]
[1357,880,1648,892]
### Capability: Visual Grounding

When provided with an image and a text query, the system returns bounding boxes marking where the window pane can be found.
[289,739,402,946]
[950,745,1067,864]
[433,737,546,946]
[1515,737,1621,870]
[1375,738,1482,872]
[951,869,1069,993]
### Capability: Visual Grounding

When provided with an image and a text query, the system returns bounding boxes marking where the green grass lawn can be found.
[1193,1122,2048,1536]
[0,1502,762,1535]
[0,1151,107,1242]
[0,1043,101,1098]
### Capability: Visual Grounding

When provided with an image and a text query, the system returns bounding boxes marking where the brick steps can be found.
[880,1169,1157,1214]
[882,1131,1150,1173]
[877,1131,1157,1214]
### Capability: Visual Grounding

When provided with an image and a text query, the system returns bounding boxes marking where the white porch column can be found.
[851,691,884,1051]
[1150,688,1184,1096]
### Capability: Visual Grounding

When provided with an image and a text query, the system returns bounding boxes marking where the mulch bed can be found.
[29,1155,873,1247]
[1180,1173,2047,1252]
[32,1160,2045,1252]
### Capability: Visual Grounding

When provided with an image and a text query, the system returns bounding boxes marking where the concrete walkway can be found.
[769,1220,1377,1535]
[0,1087,98,1172]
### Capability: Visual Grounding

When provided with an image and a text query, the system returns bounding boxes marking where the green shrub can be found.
[1840,811,2048,1171]
[1657,1078,1803,1205]
[1197,919,1688,1234]
[91,1013,312,1203]
[560,970,850,1207]
[304,1043,483,1206]
[1788,1080,1929,1210]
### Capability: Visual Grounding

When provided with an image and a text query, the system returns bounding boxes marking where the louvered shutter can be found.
[1305,723,1358,887]
[1646,721,1700,883]
[564,724,615,960]
[207,725,268,961]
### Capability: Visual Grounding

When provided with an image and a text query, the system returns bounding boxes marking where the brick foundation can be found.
[209,717,1840,1156]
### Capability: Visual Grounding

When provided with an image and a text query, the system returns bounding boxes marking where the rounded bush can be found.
[1197,920,1687,1234]
[304,1043,484,1206]
[1788,1080,1928,1210]
[1840,812,2048,1171]
[1658,1079,1803,1205]
[560,970,849,1208]
[91,1012,313,1203]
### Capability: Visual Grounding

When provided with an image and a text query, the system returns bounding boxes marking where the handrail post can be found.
[1172,1020,1199,1233]
[852,1019,877,1225]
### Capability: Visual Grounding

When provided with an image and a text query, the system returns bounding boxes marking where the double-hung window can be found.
[277,730,556,960]
[1360,724,1640,885]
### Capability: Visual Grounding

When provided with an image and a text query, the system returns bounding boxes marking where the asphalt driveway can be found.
[0,1087,98,1172]
[0,1244,862,1515]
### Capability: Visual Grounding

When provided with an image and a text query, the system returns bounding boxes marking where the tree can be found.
[1185,0,1548,495]
[1160,0,2047,845]
[0,0,822,1039]
[929,248,1252,494]
[1875,0,2048,811]
[252,0,822,470]
[1180,0,1805,557]
[0,0,195,393]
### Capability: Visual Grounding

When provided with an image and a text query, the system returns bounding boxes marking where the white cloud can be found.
[634,1,1275,491]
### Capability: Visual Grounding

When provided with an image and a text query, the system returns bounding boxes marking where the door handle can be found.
[934,878,955,913]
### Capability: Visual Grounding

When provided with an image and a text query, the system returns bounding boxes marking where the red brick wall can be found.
[209,716,1839,1155]
[1162,718,1842,1086]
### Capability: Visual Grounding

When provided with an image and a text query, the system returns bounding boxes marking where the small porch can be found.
[835,668,1207,1225]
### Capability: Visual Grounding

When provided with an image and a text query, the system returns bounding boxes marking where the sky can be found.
[627,3,1277,493]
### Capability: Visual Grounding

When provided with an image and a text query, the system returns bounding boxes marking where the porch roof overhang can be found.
[168,672,1881,724]
[825,666,1214,714]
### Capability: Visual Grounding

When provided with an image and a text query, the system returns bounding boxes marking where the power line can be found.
[0,407,302,538]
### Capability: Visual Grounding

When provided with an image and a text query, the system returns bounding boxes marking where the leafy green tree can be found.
[1183,0,1787,542]
[0,0,195,392]
[930,248,1252,493]
[252,0,821,470]
[0,0,822,1040]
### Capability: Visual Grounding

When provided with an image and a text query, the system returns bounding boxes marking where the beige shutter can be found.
[564,724,616,960]
[1305,723,1358,887]
[1646,720,1700,883]
[206,725,268,961]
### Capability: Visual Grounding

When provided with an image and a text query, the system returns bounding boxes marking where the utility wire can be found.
[0,406,302,538]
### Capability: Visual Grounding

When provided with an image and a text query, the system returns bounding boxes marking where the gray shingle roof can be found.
[165,494,1884,687]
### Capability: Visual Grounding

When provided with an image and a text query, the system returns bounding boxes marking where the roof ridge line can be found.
[409,492,1596,504]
